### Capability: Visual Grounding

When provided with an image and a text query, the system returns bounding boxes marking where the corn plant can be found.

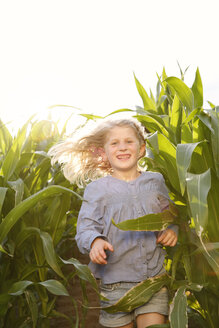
[102,67,219,328]
[0,119,99,328]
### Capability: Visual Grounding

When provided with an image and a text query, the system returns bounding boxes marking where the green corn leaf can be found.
[39,279,69,296]
[15,227,64,278]
[134,73,156,112]
[25,290,38,328]
[169,286,188,328]
[176,142,204,195]
[50,194,71,245]
[8,280,33,296]
[1,144,20,181]
[105,108,134,117]
[207,101,215,109]
[60,257,99,293]
[0,293,11,316]
[0,120,13,154]
[40,230,64,279]
[191,67,203,108]
[186,170,211,235]
[171,245,183,282]
[7,178,24,206]
[209,110,219,178]
[147,132,180,192]
[136,114,170,138]
[170,95,181,143]
[112,203,178,231]
[182,108,201,125]
[198,112,214,133]
[1,125,27,181]
[79,113,103,120]
[165,77,194,111]
[0,244,13,256]
[193,242,219,254]
[0,187,7,214]
[104,274,171,313]
[192,234,219,277]
[182,246,192,283]
[0,185,82,244]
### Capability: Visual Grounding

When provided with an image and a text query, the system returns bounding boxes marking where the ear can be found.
[139,143,146,157]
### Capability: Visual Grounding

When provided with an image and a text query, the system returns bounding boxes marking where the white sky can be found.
[0,0,219,133]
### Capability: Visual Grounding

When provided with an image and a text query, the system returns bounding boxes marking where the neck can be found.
[112,170,141,182]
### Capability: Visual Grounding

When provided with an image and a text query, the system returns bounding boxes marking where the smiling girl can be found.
[49,118,178,328]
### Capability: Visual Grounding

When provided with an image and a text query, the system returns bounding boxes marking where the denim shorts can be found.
[99,281,169,327]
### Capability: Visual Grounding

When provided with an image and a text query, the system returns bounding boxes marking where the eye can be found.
[127,140,133,144]
[111,142,117,145]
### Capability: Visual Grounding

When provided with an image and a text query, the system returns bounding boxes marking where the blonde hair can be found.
[48,118,146,186]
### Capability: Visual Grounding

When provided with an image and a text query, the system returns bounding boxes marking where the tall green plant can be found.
[0,119,98,328]
[103,67,219,328]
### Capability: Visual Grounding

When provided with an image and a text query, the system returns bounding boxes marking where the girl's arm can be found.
[75,181,109,255]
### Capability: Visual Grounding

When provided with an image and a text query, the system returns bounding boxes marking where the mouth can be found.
[116,154,131,160]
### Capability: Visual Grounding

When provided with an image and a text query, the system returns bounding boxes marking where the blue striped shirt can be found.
[75,172,178,284]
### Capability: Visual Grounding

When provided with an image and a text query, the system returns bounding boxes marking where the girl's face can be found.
[102,126,145,177]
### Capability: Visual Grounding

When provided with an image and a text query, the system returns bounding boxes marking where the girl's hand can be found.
[156,228,177,247]
[89,238,114,265]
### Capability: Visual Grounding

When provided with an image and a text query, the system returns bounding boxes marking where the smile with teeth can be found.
[117,154,131,160]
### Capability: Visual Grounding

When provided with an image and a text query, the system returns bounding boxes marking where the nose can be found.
[119,142,127,151]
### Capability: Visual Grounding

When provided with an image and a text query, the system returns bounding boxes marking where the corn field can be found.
[0,67,219,328]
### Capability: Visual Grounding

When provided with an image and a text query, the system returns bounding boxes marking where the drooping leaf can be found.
[105,108,134,117]
[79,113,103,120]
[112,203,178,231]
[60,257,99,293]
[8,280,33,296]
[136,114,170,138]
[176,142,204,195]
[39,280,69,296]
[165,76,194,111]
[104,274,171,313]
[40,230,64,279]
[0,185,82,244]
[15,227,64,278]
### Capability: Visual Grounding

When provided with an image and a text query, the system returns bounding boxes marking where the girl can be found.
[49,118,178,328]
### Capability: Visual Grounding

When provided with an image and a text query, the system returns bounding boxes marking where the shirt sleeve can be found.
[75,181,108,254]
